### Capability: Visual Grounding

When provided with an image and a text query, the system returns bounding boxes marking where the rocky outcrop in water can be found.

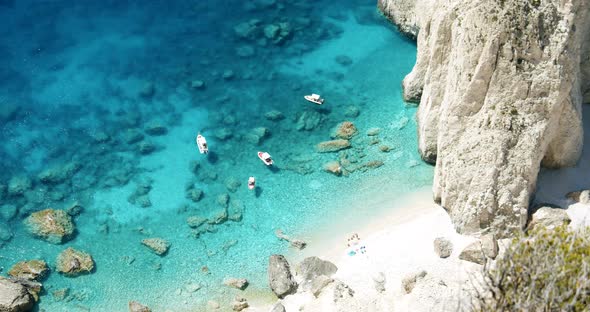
[379,0,590,235]
[0,277,38,312]
[8,260,49,281]
[56,247,95,277]
[24,209,75,244]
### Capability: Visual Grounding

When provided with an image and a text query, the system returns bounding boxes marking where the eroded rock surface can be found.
[380,0,590,236]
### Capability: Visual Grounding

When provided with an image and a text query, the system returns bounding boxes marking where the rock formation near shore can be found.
[379,0,590,235]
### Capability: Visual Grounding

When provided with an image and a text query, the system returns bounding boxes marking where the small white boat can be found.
[196,134,208,154]
[257,151,273,166]
[304,93,324,105]
[248,176,256,190]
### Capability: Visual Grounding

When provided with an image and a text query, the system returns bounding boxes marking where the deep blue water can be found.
[0,0,431,311]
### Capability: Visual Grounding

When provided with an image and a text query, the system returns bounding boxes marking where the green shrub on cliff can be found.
[474,224,590,311]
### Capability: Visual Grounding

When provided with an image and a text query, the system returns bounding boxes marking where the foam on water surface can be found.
[0,1,431,311]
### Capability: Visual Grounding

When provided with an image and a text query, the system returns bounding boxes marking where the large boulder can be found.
[0,277,36,312]
[268,255,297,298]
[24,209,75,244]
[8,260,49,281]
[528,206,571,231]
[56,247,95,277]
[295,256,338,282]
[458,241,486,265]
[433,237,453,258]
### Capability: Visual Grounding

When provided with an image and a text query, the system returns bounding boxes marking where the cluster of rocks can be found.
[316,121,390,176]
[234,19,292,46]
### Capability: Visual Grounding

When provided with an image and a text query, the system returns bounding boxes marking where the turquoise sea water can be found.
[0,1,433,311]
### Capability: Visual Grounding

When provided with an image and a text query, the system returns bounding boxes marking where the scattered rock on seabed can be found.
[141,238,170,256]
[223,278,249,290]
[56,247,95,277]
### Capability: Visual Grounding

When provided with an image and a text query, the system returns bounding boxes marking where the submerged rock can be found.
[0,277,36,312]
[138,141,156,154]
[8,260,49,281]
[331,121,358,140]
[56,247,95,277]
[228,200,244,222]
[144,120,168,136]
[344,106,360,118]
[129,301,151,312]
[217,194,230,208]
[268,255,297,298]
[0,204,16,221]
[139,82,155,98]
[225,177,242,193]
[8,176,32,196]
[295,111,323,131]
[335,55,353,66]
[264,110,284,121]
[223,278,249,290]
[323,161,342,176]
[125,129,144,144]
[187,216,208,228]
[24,209,75,244]
[141,238,170,256]
[38,162,81,184]
[215,128,233,141]
[191,80,206,90]
[316,140,351,153]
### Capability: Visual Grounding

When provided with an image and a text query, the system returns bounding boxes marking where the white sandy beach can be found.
[247,186,590,312]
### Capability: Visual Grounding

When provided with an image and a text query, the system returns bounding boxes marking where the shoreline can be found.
[248,188,481,311]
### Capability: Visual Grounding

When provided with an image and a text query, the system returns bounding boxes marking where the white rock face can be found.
[380,0,590,235]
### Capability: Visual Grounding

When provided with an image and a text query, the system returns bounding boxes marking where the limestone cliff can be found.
[379,0,590,235]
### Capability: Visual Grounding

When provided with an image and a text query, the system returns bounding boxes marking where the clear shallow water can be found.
[0,0,432,311]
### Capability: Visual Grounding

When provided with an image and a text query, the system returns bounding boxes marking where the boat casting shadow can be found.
[206,151,219,164]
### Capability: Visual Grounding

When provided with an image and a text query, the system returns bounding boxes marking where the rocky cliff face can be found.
[379,0,590,235]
